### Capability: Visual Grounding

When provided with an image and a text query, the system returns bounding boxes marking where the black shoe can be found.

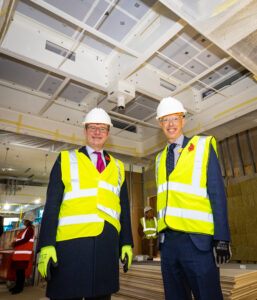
[11,288,23,294]
[9,286,16,292]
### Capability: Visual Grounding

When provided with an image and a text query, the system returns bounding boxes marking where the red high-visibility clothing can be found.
[12,227,34,261]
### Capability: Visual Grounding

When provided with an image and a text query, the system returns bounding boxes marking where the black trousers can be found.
[51,295,111,300]
[15,269,25,291]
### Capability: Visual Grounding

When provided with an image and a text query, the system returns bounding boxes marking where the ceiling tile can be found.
[172,70,194,83]
[197,45,226,67]
[216,60,242,76]
[118,0,157,19]
[81,33,114,55]
[99,8,137,41]
[17,0,77,37]
[184,59,207,75]
[0,55,47,89]
[148,55,176,74]
[43,0,94,21]
[160,37,185,58]
[85,1,109,27]
[39,75,64,95]
[191,81,205,91]
[59,82,91,103]
[200,72,221,85]
[170,44,199,65]
[180,26,211,51]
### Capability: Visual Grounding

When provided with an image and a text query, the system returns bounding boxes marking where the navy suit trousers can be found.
[160,230,223,300]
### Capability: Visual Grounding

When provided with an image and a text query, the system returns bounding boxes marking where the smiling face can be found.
[159,113,186,144]
[84,123,110,151]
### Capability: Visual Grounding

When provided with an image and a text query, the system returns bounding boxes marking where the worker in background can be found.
[155,97,231,300]
[38,108,133,300]
[138,206,158,260]
[10,213,35,295]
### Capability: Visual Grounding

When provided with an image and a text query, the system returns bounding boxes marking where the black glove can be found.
[213,240,231,265]
[46,257,58,281]
[121,253,128,273]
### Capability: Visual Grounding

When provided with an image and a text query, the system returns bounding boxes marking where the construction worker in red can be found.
[10,213,35,295]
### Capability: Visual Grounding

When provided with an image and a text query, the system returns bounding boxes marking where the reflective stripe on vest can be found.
[58,214,104,226]
[156,136,214,235]
[13,250,32,254]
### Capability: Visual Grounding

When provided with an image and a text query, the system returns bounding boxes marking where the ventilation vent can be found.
[45,41,76,61]
[112,119,137,133]
[160,78,176,91]
[202,69,249,100]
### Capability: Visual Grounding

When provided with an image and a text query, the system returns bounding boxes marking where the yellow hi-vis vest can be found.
[155,136,217,235]
[140,217,158,239]
[56,149,125,242]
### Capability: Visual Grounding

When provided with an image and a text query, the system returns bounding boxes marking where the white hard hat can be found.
[23,213,35,222]
[156,97,186,119]
[82,108,113,127]
[144,206,153,214]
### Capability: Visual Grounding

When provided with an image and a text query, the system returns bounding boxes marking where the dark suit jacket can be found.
[172,136,231,251]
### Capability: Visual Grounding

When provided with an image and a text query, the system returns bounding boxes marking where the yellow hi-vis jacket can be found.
[56,149,125,242]
[155,136,217,235]
[140,217,158,239]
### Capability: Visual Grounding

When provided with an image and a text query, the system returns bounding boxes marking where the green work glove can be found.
[38,246,58,281]
[121,245,133,273]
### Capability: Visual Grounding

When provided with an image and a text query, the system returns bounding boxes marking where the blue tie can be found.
[166,143,176,179]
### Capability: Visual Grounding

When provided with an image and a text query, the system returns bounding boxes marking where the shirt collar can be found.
[167,134,184,148]
[86,145,104,156]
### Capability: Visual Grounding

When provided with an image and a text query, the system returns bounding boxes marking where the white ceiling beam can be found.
[0,0,17,46]
[0,107,141,157]
[29,0,140,58]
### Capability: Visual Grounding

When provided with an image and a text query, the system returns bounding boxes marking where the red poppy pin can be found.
[105,156,110,161]
[188,144,195,151]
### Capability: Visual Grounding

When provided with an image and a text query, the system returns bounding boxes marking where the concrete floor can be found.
[0,283,48,300]
[0,283,125,300]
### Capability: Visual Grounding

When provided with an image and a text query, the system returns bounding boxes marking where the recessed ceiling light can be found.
[4,203,10,210]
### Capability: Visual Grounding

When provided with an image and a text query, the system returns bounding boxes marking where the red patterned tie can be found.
[93,151,105,173]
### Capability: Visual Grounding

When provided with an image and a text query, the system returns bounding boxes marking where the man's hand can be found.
[213,240,231,266]
[38,246,58,281]
[121,245,133,273]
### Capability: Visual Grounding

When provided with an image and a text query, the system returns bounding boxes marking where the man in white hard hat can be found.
[155,97,231,300]
[38,108,133,300]
[138,206,158,260]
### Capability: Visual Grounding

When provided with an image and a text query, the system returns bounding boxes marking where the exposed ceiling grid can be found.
[0,0,256,193]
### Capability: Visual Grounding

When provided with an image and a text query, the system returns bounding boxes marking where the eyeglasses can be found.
[160,116,184,124]
[87,126,109,133]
